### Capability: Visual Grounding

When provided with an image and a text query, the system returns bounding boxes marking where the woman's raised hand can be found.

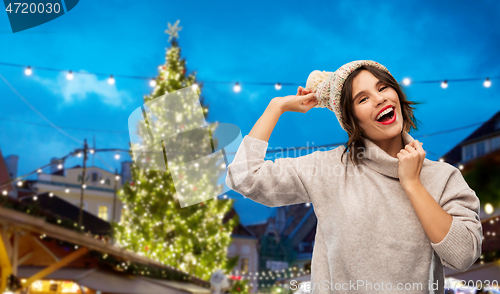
[273,86,318,114]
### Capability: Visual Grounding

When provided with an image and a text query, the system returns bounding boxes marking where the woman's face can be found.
[351,70,403,142]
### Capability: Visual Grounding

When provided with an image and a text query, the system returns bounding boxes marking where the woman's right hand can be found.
[273,86,318,114]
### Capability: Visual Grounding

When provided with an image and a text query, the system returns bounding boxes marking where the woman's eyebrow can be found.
[353,80,385,101]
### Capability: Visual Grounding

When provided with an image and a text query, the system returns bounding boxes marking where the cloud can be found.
[32,71,133,108]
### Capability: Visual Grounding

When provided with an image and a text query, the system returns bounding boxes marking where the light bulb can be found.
[441,80,448,89]
[67,71,74,80]
[115,153,120,160]
[484,78,491,88]
[25,66,32,76]
[149,79,156,87]
[275,83,282,90]
[485,203,494,214]
[58,163,63,169]
[402,78,411,86]
[192,83,199,91]
[108,75,115,85]
[459,164,464,170]
[233,82,241,92]
[439,158,444,162]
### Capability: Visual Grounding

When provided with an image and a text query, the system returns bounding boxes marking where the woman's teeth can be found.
[376,107,394,121]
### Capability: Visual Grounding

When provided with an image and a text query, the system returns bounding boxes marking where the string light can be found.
[233,82,241,93]
[108,75,115,85]
[49,192,53,197]
[485,203,494,214]
[24,66,32,76]
[115,153,120,160]
[484,77,491,88]
[2,63,496,92]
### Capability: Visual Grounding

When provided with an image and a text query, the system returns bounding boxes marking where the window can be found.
[240,258,249,274]
[477,141,486,157]
[463,144,474,161]
[491,137,500,151]
[91,172,99,182]
[98,205,109,221]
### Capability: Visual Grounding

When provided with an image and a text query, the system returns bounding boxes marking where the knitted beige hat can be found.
[306,60,393,132]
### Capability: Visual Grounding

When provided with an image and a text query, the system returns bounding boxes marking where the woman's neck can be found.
[369,132,405,158]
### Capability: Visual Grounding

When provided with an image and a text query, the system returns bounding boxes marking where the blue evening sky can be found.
[0,0,499,225]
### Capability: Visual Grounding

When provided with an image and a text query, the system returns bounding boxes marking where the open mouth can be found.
[376,107,396,124]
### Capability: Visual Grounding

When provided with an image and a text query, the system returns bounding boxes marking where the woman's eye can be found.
[359,87,387,103]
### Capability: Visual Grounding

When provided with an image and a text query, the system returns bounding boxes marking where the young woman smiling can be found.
[225,60,482,294]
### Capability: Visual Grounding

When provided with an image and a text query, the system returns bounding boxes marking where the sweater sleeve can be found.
[225,135,314,207]
[430,168,483,272]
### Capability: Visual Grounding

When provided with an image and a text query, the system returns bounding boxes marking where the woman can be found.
[225,60,482,294]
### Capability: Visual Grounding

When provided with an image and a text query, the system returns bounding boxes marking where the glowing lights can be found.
[459,164,464,170]
[49,192,54,197]
[441,80,448,89]
[149,79,157,87]
[115,153,120,160]
[402,78,411,86]
[485,203,494,214]
[484,77,492,88]
[108,75,115,85]
[275,83,282,90]
[233,82,241,93]
[25,66,32,76]
[439,158,444,162]
[67,71,74,80]
[58,163,63,169]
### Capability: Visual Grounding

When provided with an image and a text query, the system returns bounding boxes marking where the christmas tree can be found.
[114,20,239,281]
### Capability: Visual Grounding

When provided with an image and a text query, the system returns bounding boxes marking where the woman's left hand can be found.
[397,140,426,188]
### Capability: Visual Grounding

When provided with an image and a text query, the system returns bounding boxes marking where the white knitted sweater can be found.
[225,132,482,293]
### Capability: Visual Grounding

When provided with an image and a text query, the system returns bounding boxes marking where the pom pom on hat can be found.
[305,60,393,132]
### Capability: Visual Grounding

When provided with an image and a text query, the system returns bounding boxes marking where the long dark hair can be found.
[339,65,423,166]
